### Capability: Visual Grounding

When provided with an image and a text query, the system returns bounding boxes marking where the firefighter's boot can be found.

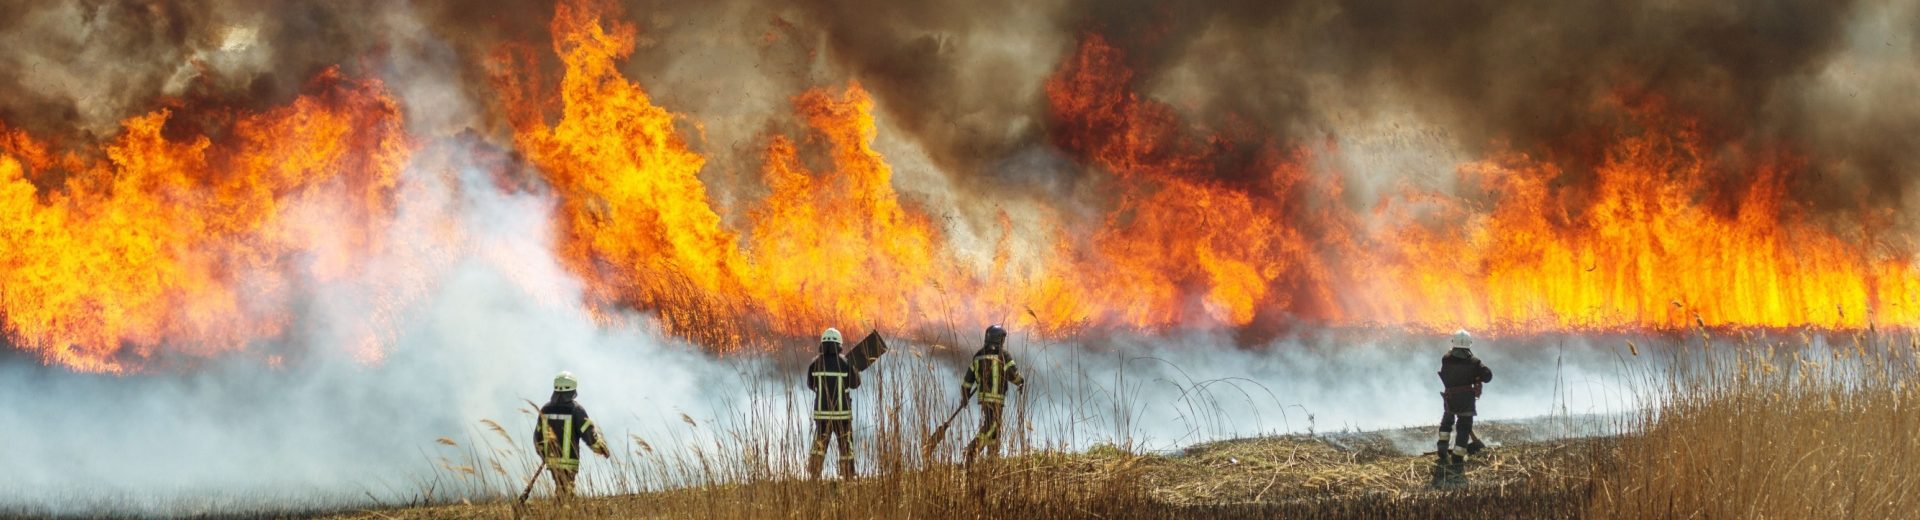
[838,457,855,480]
[1435,440,1450,464]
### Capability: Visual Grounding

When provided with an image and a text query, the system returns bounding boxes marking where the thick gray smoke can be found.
[5,0,1914,259]
[0,0,1908,515]
[3,1,1915,210]
[791,0,1920,223]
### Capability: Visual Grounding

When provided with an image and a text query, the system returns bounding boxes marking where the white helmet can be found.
[821,328,843,345]
[1451,329,1473,348]
[554,371,578,392]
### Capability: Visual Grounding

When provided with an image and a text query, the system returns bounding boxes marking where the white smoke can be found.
[0,149,1655,513]
[979,331,1647,457]
[0,123,764,515]
[0,3,1670,516]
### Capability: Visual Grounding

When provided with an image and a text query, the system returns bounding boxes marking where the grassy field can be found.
[334,426,1607,519]
[1588,331,1920,518]
[319,331,1920,519]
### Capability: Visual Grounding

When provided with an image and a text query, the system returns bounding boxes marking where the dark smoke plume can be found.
[6,1,1912,217]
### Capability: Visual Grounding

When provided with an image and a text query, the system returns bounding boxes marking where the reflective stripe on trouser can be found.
[549,467,578,496]
[808,419,854,478]
[1439,412,1472,448]
[974,402,1004,443]
[965,402,1005,464]
[810,420,853,456]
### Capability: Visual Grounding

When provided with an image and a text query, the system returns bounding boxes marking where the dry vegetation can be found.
[338,433,1603,519]
[1588,331,1920,517]
[319,332,1920,519]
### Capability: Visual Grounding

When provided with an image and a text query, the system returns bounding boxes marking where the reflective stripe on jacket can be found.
[533,397,603,470]
[963,348,1024,404]
[807,354,861,420]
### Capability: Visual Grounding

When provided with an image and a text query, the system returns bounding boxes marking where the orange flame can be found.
[1037,33,1349,331]
[496,0,985,347]
[0,68,411,372]
[6,0,1919,372]
[1358,97,1920,331]
[493,0,747,331]
[1041,35,1920,334]
[747,85,959,334]
[500,3,1920,349]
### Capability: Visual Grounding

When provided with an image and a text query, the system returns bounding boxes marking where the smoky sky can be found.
[4,1,1914,214]
[3,3,1912,512]
[798,0,1916,221]
[1,0,1918,328]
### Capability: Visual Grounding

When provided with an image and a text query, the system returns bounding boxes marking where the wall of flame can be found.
[2,0,1915,372]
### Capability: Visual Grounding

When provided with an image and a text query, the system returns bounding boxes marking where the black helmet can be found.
[984,325,1007,348]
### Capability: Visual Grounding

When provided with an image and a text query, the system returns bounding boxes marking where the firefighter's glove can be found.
[592,443,611,458]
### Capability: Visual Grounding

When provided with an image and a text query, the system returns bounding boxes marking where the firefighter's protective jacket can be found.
[807,353,861,421]
[1437,348,1494,415]
[534,393,606,470]
[963,347,1025,405]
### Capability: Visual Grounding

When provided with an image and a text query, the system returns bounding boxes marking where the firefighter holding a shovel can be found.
[960,325,1025,467]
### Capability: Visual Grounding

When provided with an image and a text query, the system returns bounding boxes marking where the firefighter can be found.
[806,328,861,480]
[534,371,610,496]
[962,324,1025,467]
[1436,329,1493,464]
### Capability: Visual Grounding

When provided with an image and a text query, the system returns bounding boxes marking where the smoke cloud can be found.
[4,1,1915,214]
[0,118,1645,512]
[0,0,1912,514]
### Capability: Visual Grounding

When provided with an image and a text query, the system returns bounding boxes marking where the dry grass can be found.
[320,331,1920,519]
[1138,432,1600,507]
[1588,331,1920,517]
[336,420,1604,519]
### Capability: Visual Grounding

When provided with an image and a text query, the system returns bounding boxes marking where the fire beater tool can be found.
[922,391,971,459]
[847,330,889,372]
[516,459,546,506]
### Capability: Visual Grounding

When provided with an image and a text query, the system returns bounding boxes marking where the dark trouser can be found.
[548,466,578,496]
[964,401,1005,466]
[1438,412,1473,452]
[808,419,854,479]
